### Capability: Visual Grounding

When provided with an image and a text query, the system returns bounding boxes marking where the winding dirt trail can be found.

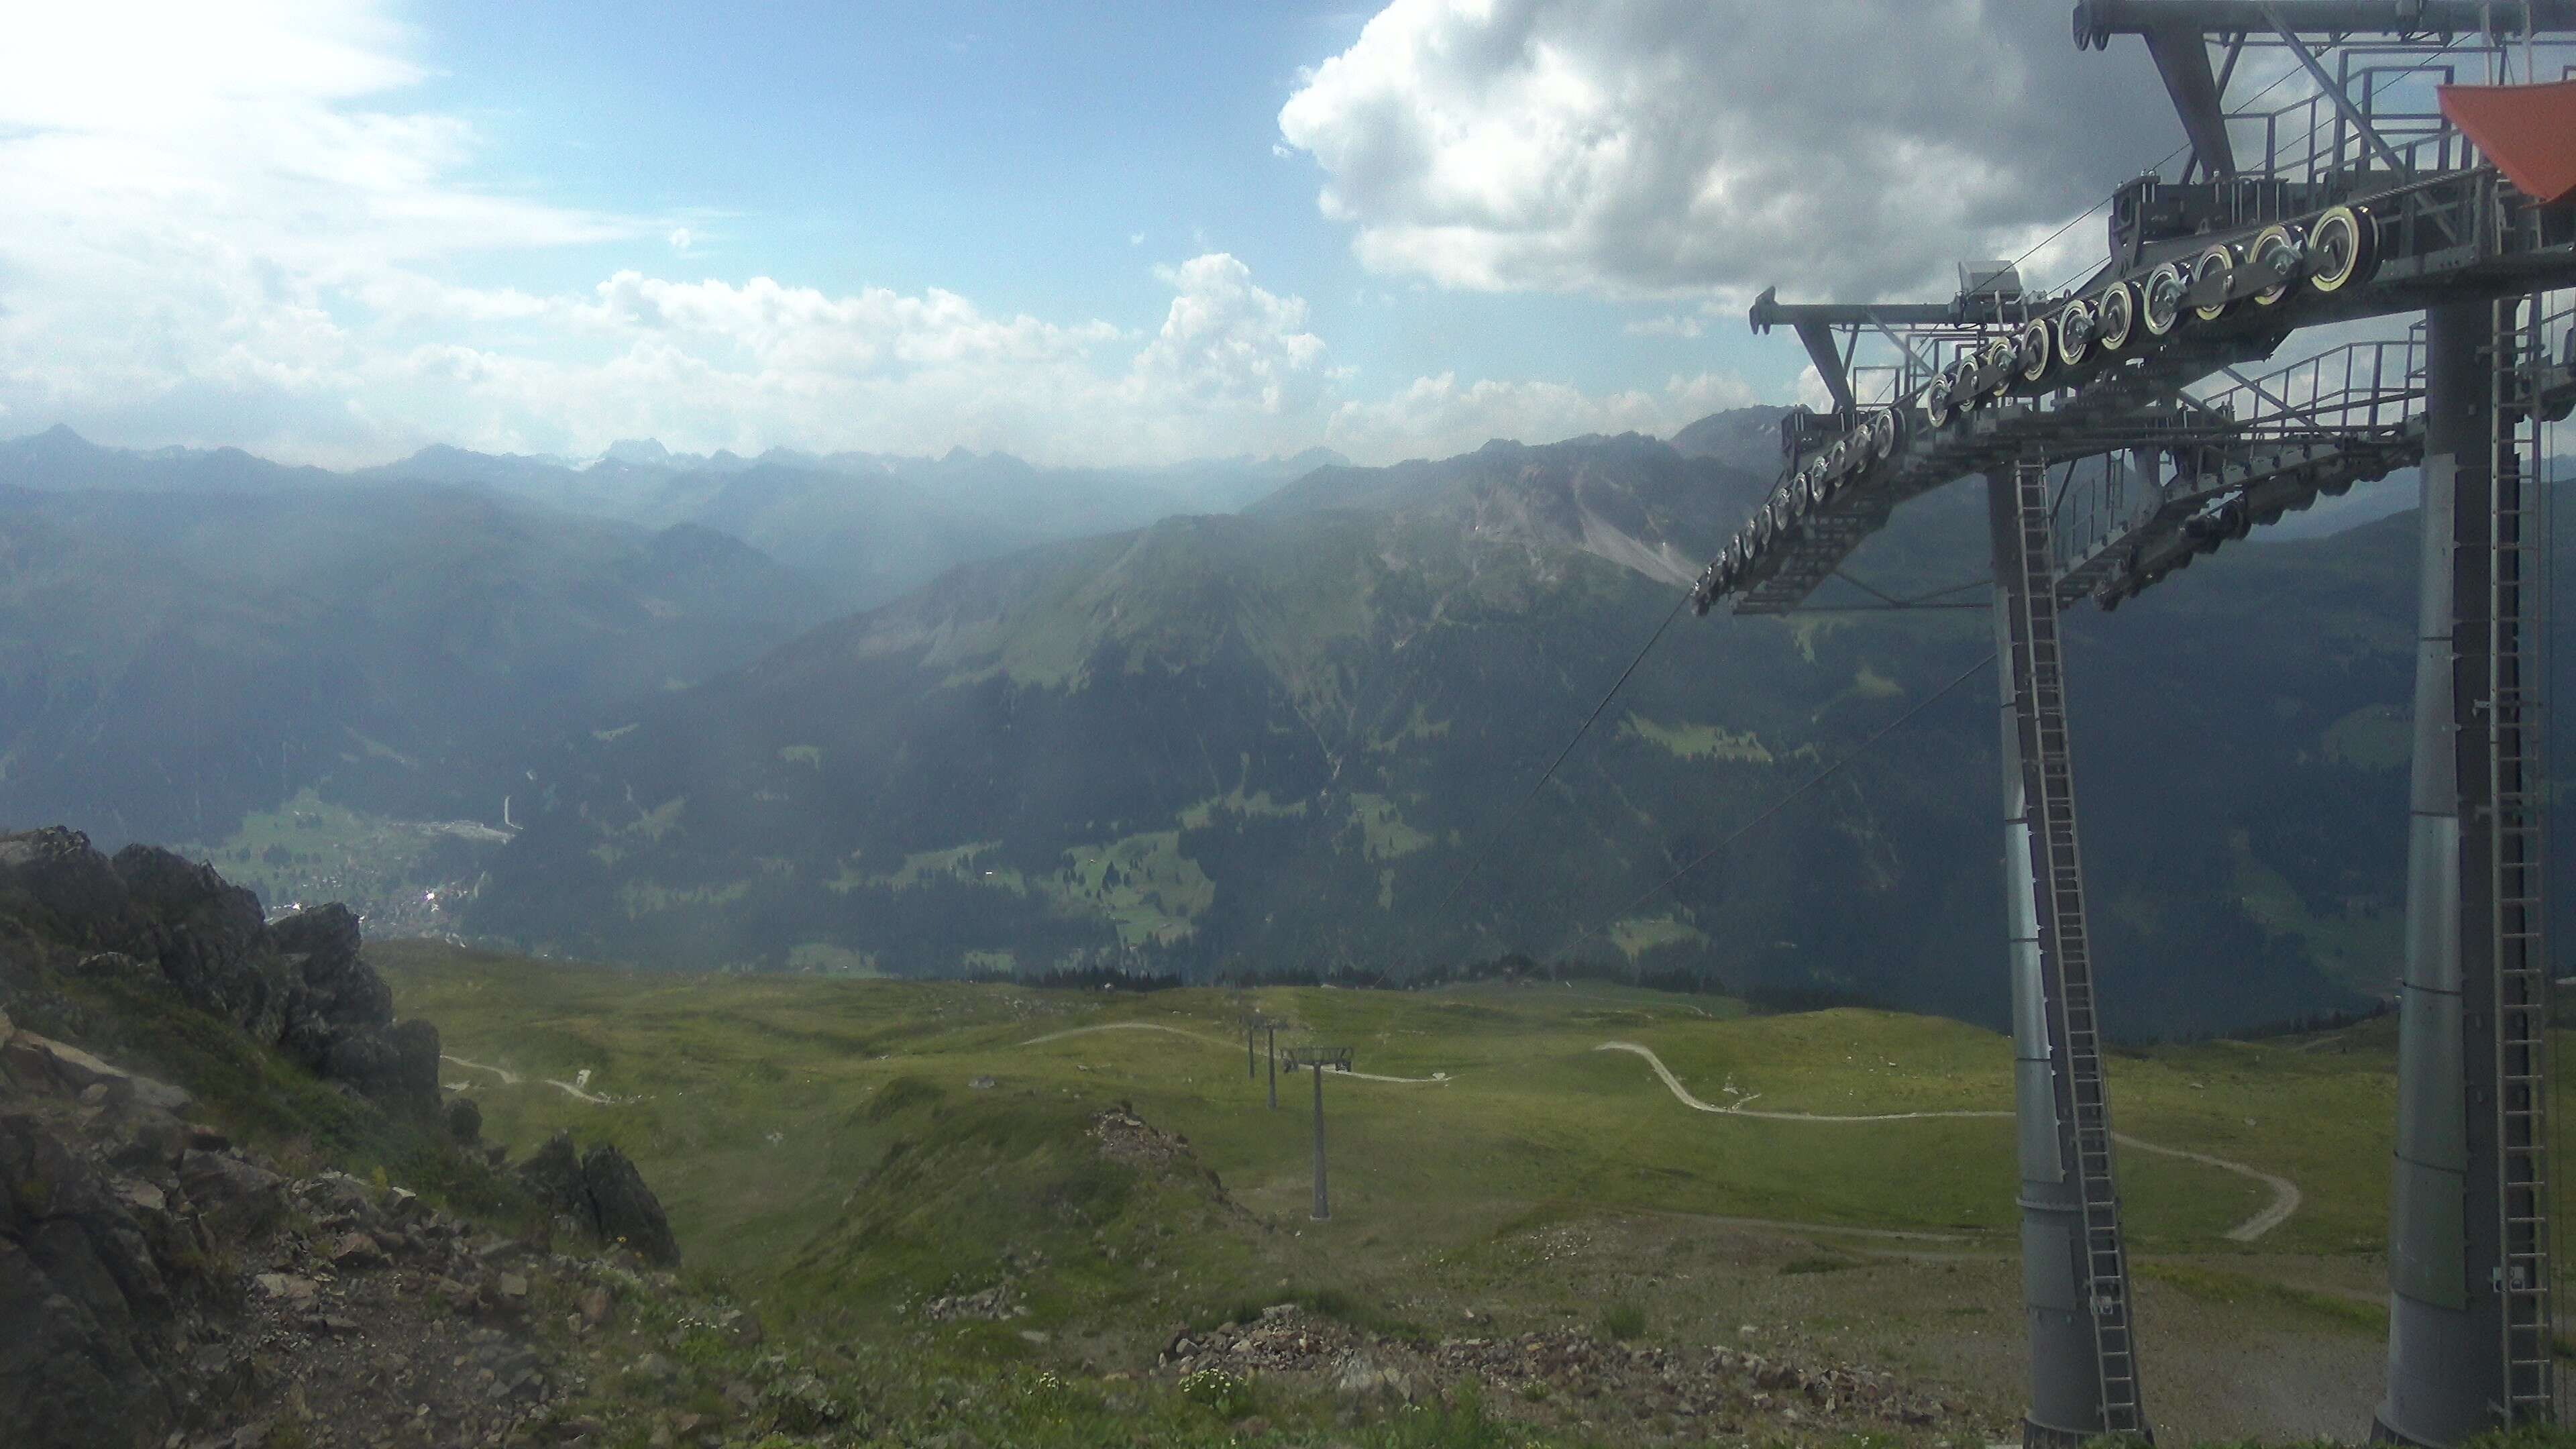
[441,1054,620,1105]
[1595,1041,2300,1244]
[441,1053,520,1085]
[1016,1022,1454,1082]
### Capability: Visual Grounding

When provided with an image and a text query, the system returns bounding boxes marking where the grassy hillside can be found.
[378,941,2475,1443]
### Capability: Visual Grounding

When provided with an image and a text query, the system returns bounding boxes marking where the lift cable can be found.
[2027,60,2327,298]
[1825,571,1995,610]
[1829,569,1903,605]
[1437,592,1693,920]
[1554,651,1998,961]
[1897,577,1992,606]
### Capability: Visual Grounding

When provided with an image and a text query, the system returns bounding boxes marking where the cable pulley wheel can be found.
[1923,369,1955,428]
[2018,317,2055,384]
[2191,243,2239,323]
[2055,298,2095,368]
[2141,262,2186,337]
[1868,409,1898,461]
[2094,281,2137,353]
[1982,337,2019,400]
[2307,205,2378,294]
[1946,357,1978,414]
[2248,224,2303,307]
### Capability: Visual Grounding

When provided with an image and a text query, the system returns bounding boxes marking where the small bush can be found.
[1597,1299,1646,1341]
[1372,1385,1510,1449]
[1178,1366,1254,1419]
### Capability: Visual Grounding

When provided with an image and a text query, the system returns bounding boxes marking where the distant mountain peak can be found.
[1669,406,1792,474]
[10,423,101,456]
[1275,446,1350,472]
[603,439,673,466]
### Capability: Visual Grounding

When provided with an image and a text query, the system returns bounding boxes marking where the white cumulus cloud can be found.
[0,0,1768,468]
[1279,0,2182,303]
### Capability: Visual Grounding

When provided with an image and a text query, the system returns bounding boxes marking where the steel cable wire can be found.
[1436,590,1693,924]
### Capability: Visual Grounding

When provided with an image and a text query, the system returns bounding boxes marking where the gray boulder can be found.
[1332,1350,1417,1411]
[517,1131,586,1212]
[517,1132,681,1267]
[443,1095,483,1145]
[0,1111,184,1448]
[178,1149,285,1242]
[321,1018,441,1120]
[581,1142,680,1268]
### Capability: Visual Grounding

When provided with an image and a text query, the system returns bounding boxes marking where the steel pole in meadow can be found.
[1311,1061,1327,1220]
[1285,1046,1352,1221]
[1267,1026,1278,1110]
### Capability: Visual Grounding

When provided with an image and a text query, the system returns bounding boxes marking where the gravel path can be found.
[1595,1040,2300,1242]
[440,1054,619,1104]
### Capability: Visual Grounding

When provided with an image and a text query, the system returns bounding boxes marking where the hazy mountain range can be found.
[466,422,2478,1037]
[0,415,2506,1036]
[0,425,1344,611]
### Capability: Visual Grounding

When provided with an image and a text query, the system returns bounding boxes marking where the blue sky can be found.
[412,2,1690,397]
[0,1,2186,468]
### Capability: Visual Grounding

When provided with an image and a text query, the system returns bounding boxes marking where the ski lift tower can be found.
[1691,3,2576,1442]
[1284,1044,1354,1220]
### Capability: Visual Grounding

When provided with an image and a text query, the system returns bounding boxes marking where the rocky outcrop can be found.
[1,1011,222,1448]
[0,1012,612,1449]
[0,826,132,947]
[0,832,702,1449]
[517,1132,681,1267]
[111,845,286,1042]
[579,1140,680,1267]
[0,830,437,1118]
[271,905,390,1052]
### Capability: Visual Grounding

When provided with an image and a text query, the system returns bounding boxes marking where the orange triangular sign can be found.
[2440,80,2576,207]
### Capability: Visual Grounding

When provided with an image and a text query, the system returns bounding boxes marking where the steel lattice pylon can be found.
[1686,6,2576,1444]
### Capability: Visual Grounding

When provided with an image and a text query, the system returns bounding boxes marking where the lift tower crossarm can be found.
[2074,0,2576,40]
[1752,290,2022,417]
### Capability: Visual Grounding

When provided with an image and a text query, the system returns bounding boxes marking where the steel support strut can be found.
[2377,299,2556,1444]
[1990,467,2150,1446]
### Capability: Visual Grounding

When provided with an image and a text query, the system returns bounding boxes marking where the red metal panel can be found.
[2439,81,2576,207]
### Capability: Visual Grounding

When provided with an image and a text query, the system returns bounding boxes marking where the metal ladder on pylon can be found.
[2005,456,2147,1435]
[2487,294,2557,1423]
